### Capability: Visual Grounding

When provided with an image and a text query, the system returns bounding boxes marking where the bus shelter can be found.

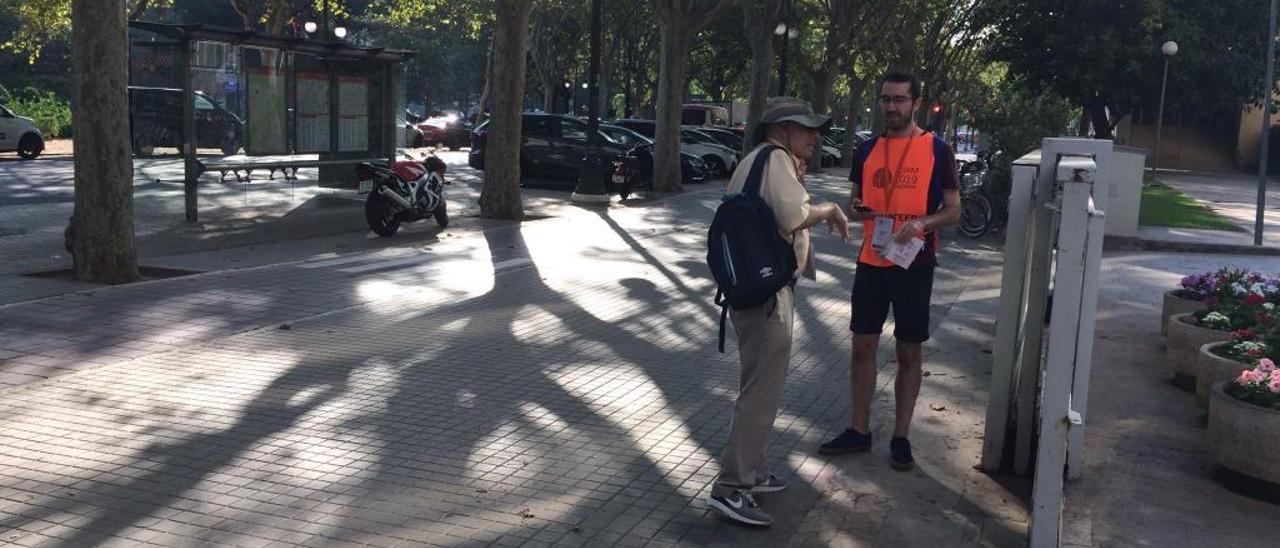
[128,21,413,222]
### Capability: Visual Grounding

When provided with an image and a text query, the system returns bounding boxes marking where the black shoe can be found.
[890,436,914,471]
[707,490,773,527]
[818,428,872,455]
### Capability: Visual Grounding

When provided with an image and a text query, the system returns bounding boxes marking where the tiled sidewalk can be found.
[0,174,1027,546]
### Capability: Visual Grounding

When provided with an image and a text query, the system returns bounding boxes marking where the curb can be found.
[1104,236,1280,256]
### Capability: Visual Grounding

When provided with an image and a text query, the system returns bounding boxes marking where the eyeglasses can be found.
[879,95,914,106]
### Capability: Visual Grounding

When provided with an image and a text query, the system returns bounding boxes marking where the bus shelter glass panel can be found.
[192,40,244,155]
[243,47,288,154]
[334,61,388,153]
[293,53,330,153]
[128,29,182,156]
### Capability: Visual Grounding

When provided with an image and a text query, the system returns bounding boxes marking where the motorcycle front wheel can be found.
[365,191,402,237]
[433,203,449,228]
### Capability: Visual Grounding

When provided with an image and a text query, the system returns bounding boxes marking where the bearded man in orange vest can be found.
[818,71,961,471]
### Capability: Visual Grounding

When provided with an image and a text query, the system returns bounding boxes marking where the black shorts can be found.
[850,262,935,343]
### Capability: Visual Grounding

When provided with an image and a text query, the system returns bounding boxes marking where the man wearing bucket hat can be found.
[707,97,849,527]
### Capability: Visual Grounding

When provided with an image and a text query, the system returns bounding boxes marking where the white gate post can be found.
[1014,149,1063,475]
[981,159,1039,471]
[1056,139,1112,481]
[1030,156,1097,548]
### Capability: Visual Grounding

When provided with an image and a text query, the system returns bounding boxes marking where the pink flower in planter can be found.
[1270,377,1280,393]
[1238,370,1256,385]
[1260,358,1276,373]
[1233,329,1259,341]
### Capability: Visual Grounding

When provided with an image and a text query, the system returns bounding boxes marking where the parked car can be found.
[694,127,744,152]
[820,133,844,167]
[128,87,244,156]
[410,111,472,150]
[613,119,656,138]
[599,124,651,150]
[468,113,628,187]
[0,103,44,160]
[614,141,709,193]
[680,129,739,178]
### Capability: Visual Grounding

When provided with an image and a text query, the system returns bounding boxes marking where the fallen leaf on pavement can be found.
[929,404,947,412]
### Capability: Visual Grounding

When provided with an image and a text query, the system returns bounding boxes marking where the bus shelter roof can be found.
[129,21,415,63]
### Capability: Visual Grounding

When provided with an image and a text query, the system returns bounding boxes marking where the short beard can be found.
[884,114,908,131]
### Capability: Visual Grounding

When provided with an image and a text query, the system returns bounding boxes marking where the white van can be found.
[0,104,44,160]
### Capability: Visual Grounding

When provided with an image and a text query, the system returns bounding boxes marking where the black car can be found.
[469,113,628,187]
[599,124,652,150]
[128,87,244,156]
[614,141,709,195]
[612,119,656,138]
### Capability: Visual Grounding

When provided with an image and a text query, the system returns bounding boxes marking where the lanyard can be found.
[880,130,918,207]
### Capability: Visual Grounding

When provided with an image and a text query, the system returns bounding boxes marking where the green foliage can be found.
[984,0,1268,133]
[1139,180,1247,232]
[361,1,490,109]
[0,0,70,63]
[965,64,1076,220]
[0,85,72,137]
[687,3,749,102]
[0,0,170,63]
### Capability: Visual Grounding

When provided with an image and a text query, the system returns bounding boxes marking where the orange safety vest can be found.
[858,131,939,267]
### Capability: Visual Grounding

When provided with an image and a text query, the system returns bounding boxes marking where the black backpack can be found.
[707,145,798,353]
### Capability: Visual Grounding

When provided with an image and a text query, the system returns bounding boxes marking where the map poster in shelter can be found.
[338,76,369,152]
[296,72,330,153]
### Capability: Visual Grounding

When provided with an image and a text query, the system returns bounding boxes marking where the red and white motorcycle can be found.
[356,152,449,237]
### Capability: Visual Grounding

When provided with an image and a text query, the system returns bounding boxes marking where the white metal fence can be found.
[979,138,1113,547]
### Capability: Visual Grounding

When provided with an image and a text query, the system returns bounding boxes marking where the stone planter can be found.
[1208,381,1280,503]
[1196,342,1249,410]
[1162,289,1207,336]
[1166,313,1230,391]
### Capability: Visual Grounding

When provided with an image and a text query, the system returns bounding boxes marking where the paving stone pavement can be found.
[0,172,1029,546]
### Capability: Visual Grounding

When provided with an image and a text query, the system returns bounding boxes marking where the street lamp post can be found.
[1257,0,1278,246]
[1152,40,1178,173]
[774,21,798,96]
[572,0,609,204]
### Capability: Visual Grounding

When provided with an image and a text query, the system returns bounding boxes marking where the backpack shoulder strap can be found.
[741,145,782,197]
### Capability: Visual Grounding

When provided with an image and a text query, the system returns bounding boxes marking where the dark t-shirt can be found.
[848,132,960,268]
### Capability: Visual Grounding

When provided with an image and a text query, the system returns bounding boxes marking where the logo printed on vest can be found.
[872,167,922,190]
[759,266,774,279]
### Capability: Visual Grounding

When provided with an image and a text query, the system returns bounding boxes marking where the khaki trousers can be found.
[713,285,794,496]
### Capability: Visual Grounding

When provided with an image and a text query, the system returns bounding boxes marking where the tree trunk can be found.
[654,26,692,193]
[742,0,780,156]
[477,36,495,122]
[481,0,533,220]
[1085,95,1113,140]
[70,0,140,284]
[804,70,839,173]
[842,72,866,168]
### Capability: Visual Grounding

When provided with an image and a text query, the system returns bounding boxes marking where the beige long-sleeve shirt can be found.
[724,144,814,279]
